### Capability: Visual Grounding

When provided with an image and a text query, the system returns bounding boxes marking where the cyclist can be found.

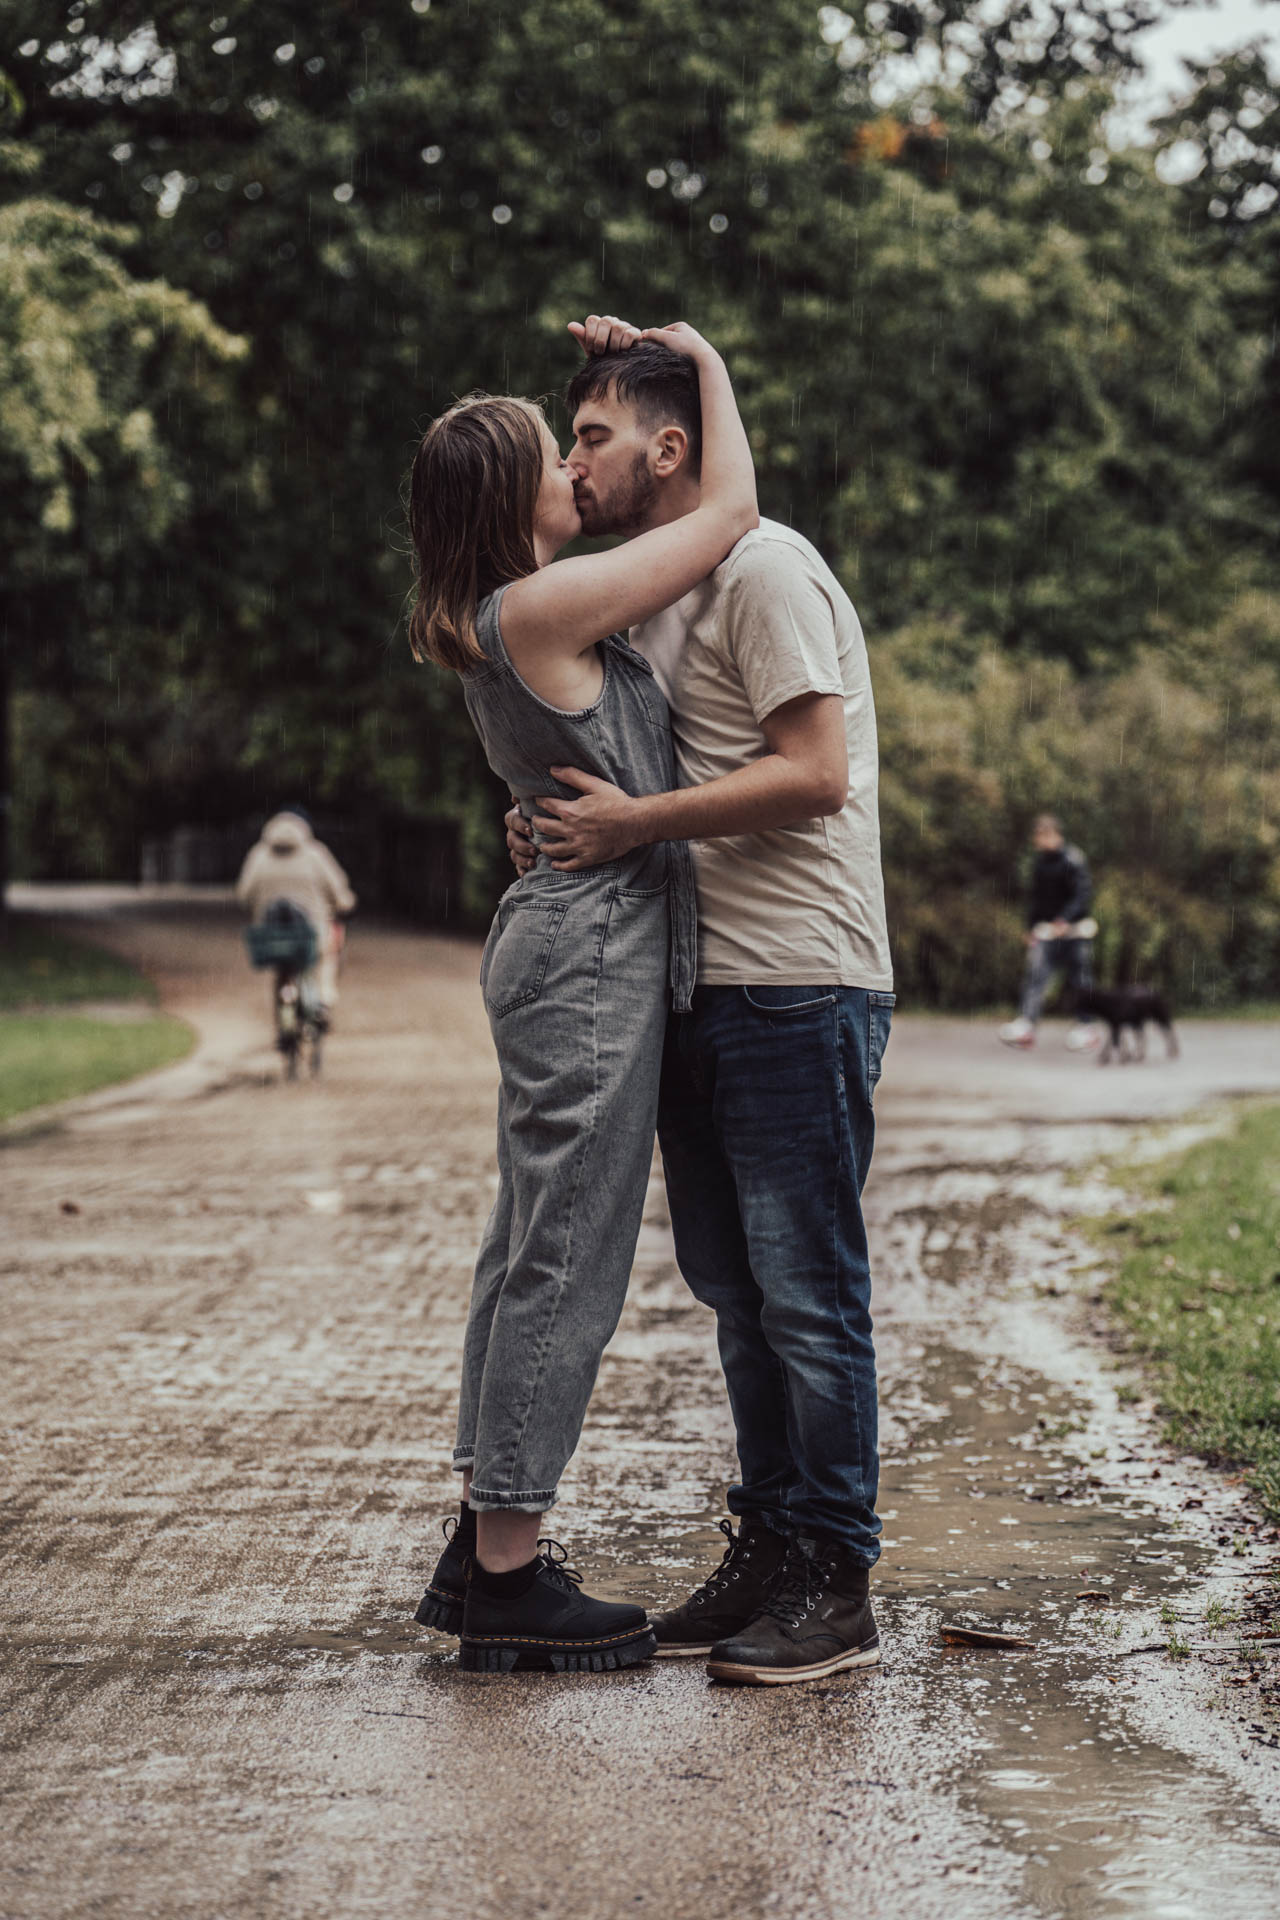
[235,810,356,1027]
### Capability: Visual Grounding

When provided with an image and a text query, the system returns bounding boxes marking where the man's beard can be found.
[575,453,657,537]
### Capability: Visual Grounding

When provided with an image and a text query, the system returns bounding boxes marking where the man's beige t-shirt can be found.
[631,519,892,990]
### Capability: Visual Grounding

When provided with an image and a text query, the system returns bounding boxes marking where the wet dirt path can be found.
[2,894,1279,1919]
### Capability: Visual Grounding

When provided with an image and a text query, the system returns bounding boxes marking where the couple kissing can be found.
[406,314,893,1685]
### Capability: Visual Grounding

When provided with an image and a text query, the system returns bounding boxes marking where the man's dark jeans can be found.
[657,984,894,1567]
[1019,935,1093,1025]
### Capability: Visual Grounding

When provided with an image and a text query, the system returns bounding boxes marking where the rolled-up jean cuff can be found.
[467,1486,559,1514]
[452,1448,475,1470]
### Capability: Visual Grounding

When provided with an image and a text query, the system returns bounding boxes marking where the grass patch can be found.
[0,1012,194,1123]
[0,919,153,1009]
[0,919,192,1121]
[1088,1103,1280,1521]
[1180,1001,1280,1024]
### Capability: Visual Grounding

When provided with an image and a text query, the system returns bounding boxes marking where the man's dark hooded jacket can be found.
[1027,843,1092,929]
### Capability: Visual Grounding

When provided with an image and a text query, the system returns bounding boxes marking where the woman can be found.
[406,316,757,1673]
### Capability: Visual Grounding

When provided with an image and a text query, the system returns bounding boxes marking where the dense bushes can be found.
[878,593,1280,1008]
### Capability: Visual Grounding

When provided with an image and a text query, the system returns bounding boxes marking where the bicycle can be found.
[244,900,325,1081]
[272,965,325,1080]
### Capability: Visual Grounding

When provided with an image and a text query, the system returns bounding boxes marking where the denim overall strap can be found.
[596,628,697,1013]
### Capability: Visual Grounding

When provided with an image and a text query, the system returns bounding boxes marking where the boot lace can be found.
[685,1519,750,1611]
[760,1540,837,1629]
[536,1537,585,1594]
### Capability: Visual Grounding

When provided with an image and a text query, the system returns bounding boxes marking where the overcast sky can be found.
[1118,0,1280,134]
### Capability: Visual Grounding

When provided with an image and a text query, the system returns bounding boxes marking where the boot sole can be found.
[706,1642,881,1687]
[459,1625,657,1674]
[414,1589,465,1635]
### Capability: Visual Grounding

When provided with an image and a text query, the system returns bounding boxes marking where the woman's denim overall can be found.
[453,586,697,1511]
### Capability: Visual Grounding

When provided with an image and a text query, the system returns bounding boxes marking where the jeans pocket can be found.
[485,900,570,1019]
[866,992,895,1101]
[742,984,837,1017]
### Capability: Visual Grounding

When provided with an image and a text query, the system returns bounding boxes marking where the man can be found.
[998,814,1099,1052]
[235,809,355,1023]
[511,318,894,1686]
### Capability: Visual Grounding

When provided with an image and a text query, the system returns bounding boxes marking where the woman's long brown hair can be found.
[407,394,547,672]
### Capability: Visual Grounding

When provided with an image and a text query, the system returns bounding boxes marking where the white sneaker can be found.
[1065,1023,1102,1053]
[998,1018,1036,1049]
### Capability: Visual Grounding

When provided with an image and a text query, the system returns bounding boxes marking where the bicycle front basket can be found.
[244,918,317,971]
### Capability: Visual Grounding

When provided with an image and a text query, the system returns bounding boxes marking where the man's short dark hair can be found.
[564,344,702,473]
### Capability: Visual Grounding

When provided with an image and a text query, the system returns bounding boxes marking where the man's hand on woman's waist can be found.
[531,771,649,871]
[505,781,645,874]
[506,803,537,875]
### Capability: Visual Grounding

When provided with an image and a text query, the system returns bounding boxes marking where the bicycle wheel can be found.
[275,971,302,1080]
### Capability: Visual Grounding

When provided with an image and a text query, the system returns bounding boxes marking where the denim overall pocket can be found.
[485,898,571,1019]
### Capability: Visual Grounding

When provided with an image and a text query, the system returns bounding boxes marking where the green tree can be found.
[0,181,243,912]
[1153,43,1280,528]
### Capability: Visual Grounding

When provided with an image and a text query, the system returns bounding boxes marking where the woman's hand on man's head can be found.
[567,314,715,364]
[567,314,642,355]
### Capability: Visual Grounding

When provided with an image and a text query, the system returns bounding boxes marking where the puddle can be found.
[873,1345,1280,1915]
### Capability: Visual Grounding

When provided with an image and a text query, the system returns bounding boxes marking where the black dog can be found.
[1067,985,1179,1065]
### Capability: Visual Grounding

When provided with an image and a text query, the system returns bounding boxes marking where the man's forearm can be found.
[630,756,842,844]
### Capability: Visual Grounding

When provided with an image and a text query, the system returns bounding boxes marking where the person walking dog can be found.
[999,814,1099,1052]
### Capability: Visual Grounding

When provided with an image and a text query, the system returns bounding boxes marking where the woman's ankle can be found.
[475,1510,541,1574]
[471,1556,538,1598]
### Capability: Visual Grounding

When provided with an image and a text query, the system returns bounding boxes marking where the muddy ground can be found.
[2,888,1279,1920]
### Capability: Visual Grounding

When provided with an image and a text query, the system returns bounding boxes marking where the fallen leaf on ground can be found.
[1076,1590,1111,1601]
[940,1626,1034,1650]
[59,1200,80,1215]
